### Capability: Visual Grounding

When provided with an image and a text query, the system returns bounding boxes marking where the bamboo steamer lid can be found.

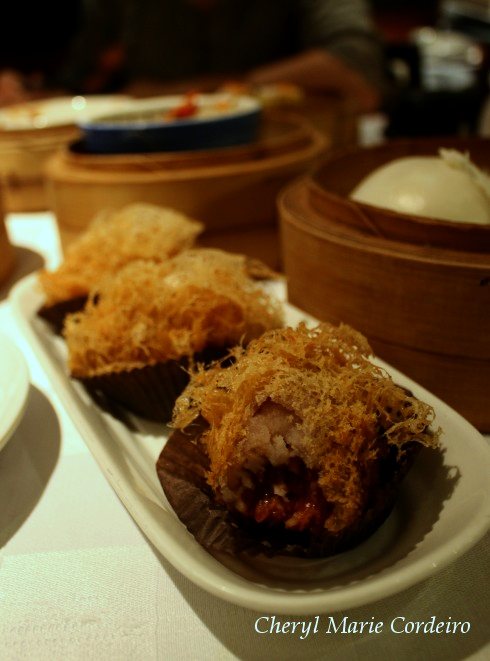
[279,166,490,431]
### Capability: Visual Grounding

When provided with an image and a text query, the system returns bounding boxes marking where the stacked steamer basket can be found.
[0,96,131,212]
[0,123,78,212]
[44,111,327,269]
[0,189,15,284]
[279,137,490,431]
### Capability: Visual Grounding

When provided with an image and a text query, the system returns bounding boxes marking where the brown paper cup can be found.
[156,424,421,558]
[38,296,88,334]
[79,346,231,423]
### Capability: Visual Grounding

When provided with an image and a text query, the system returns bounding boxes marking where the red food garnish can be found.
[241,458,331,533]
[166,93,199,120]
[254,495,287,524]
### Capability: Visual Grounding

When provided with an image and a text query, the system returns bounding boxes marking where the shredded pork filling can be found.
[219,401,331,533]
[229,457,331,533]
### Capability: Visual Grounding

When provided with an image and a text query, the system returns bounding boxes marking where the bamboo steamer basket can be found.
[279,138,490,431]
[307,136,490,252]
[44,114,327,249]
[0,94,132,212]
[0,217,15,285]
[200,225,282,271]
[0,125,79,212]
[0,186,15,284]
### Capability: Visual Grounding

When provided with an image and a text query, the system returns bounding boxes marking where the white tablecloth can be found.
[0,213,488,661]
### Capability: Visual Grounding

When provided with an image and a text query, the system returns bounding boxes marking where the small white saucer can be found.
[0,335,30,451]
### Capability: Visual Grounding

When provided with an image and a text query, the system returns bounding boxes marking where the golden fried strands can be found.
[65,249,284,377]
[173,323,440,534]
[39,203,203,305]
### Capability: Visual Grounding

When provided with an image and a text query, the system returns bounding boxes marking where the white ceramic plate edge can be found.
[0,333,30,451]
[0,95,133,131]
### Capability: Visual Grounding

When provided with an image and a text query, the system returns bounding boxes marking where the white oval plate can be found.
[0,334,30,451]
[0,95,133,131]
[9,275,490,613]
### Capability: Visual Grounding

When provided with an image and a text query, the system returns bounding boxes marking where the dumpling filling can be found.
[219,402,331,533]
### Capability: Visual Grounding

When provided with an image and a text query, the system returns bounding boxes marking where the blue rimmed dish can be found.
[78,94,262,154]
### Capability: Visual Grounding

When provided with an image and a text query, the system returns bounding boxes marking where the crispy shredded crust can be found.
[172,323,440,533]
[38,204,203,305]
[64,249,284,376]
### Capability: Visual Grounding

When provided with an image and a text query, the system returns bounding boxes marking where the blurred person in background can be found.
[0,0,386,112]
[0,2,80,105]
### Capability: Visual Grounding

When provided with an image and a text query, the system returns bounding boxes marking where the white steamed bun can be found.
[350,149,490,225]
